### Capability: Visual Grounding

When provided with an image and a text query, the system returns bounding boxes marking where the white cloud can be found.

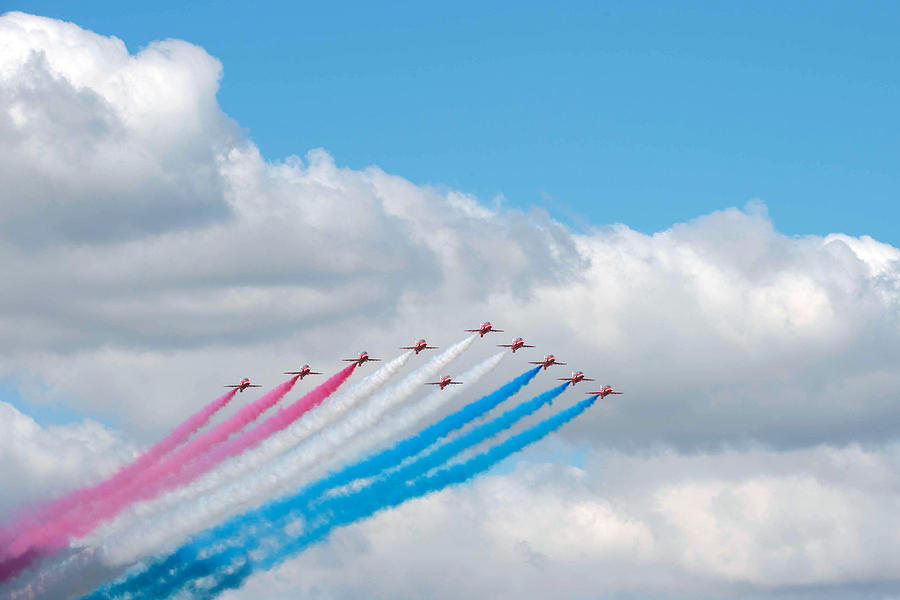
[0,401,134,516]
[2,11,900,599]
[222,444,900,600]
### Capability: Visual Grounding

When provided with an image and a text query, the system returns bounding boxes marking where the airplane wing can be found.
[448,381,463,385]
[248,384,262,387]
[400,346,416,350]
[528,361,543,364]
[464,329,481,332]
[284,371,302,375]
[369,358,382,361]
[583,378,596,382]
[342,358,358,362]
[425,382,442,385]
[609,391,624,394]
[225,385,240,388]
[497,344,513,348]
[523,344,536,348]
[557,377,572,381]
[556,362,567,365]
[492,329,505,332]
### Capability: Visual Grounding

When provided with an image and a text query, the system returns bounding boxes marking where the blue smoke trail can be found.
[198,393,598,599]
[111,386,585,600]
[87,367,542,599]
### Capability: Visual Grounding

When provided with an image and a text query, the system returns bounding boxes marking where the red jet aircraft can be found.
[401,339,438,355]
[343,351,381,366]
[587,386,624,399]
[425,375,463,390]
[283,364,322,380]
[558,371,595,385]
[225,378,262,392]
[466,322,504,337]
[529,354,566,370]
[497,337,535,353]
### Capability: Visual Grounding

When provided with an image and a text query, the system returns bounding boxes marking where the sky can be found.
[10,1,900,241]
[1,5,900,600]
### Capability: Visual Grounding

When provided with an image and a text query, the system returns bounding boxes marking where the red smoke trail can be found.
[160,364,356,500]
[0,389,237,556]
[0,379,297,584]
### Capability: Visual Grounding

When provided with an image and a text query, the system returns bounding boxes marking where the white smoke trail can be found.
[101,337,476,566]
[81,352,413,549]
[330,351,507,482]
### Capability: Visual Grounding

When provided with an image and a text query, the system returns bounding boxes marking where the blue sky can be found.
[12,1,900,242]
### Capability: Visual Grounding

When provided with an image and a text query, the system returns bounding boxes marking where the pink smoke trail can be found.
[162,364,356,498]
[0,379,297,584]
[0,389,237,555]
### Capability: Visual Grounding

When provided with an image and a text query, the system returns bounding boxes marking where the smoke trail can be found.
[325,351,511,482]
[0,389,240,585]
[1,379,297,583]
[147,365,355,505]
[244,363,541,539]
[100,338,475,567]
[83,353,412,551]
[12,368,357,600]
[97,394,597,600]
[0,389,237,554]
[95,370,548,598]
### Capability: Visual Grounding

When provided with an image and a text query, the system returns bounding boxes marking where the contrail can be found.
[22,349,465,599]
[95,392,596,600]
[0,389,239,584]
[8,368,358,600]
[93,368,547,598]
[99,337,476,567]
[0,389,236,553]
[140,365,355,508]
[1,378,298,583]
[84,352,413,549]
[252,362,541,540]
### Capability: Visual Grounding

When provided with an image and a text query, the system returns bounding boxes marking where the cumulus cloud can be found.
[0,401,134,515]
[0,12,235,246]
[2,11,900,599]
[221,443,900,600]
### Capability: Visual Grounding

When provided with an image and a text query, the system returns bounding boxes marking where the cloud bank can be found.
[1,11,899,599]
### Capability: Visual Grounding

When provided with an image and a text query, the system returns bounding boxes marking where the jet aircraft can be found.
[343,351,381,366]
[587,386,624,399]
[283,364,322,379]
[497,337,535,353]
[225,378,262,392]
[466,322,504,337]
[529,354,566,370]
[558,371,595,385]
[425,375,463,390]
[401,339,438,354]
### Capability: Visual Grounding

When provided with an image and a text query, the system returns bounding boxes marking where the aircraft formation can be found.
[1,321,625,598]
[225,322,622,395]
